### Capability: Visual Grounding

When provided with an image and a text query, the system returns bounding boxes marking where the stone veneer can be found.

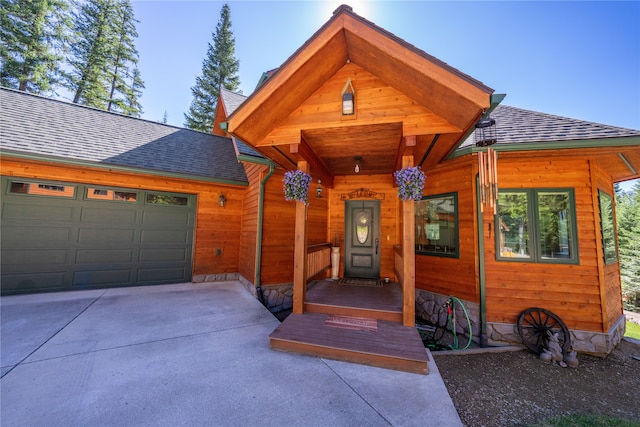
[415,290,480,345]
[416,289,624,356]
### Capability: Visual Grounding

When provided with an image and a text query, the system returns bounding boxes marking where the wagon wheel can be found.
[517,307,571,355]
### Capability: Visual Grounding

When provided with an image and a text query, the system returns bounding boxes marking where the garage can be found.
[1,177,196,294]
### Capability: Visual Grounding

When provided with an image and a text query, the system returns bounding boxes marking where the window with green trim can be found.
[415,192,458,257]
[598,190,618,264]
[496,189,578,263]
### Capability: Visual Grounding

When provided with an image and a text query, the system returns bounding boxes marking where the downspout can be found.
[255,162,275,304]
[476,173,489,347]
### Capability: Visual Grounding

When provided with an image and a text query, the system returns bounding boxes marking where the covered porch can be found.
[226,5,493,371]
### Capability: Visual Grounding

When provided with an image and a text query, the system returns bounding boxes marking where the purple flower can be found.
[393,166,426,201]
[283,170,312,204]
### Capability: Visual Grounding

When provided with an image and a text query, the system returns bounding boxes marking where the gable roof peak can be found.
[333,4,353,15]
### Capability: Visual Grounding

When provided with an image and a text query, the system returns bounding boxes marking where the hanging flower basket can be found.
[394,166,426,201]
[283,170,312,205]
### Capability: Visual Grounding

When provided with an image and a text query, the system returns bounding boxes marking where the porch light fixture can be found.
[354,156,361,174]
[474,116,497,147]
[218,193,226,207]
[316,180,322,198]
[341,78,355,115]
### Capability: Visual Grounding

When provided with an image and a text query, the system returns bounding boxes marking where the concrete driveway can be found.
[1,281,462,426]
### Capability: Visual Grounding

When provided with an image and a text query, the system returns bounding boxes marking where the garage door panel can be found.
[1,177,195,294]
[80,206,137,223]
[2,202,74,221]
[2,226,72,243]
[73,269,133,287]
[142,210,192,226]
[2,249,69,265]
[141,229,189,243]
[1,272,67,292]
[139,248,188,262]
[75,249,134,264]
[137,267,187,283]
[78,228,137,243]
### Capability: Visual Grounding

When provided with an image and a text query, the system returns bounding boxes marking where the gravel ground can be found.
[433,338,640,427]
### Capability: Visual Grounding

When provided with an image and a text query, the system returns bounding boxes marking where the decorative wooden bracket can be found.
[340,188,385,200]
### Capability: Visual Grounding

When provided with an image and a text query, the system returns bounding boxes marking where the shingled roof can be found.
[0,88,248,184]
[218,88,263,159]
[459,104,640,149]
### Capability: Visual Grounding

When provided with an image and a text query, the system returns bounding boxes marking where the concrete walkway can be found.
[1,281,462,426]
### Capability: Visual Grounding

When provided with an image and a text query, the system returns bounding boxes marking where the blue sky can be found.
[131,1,639,189]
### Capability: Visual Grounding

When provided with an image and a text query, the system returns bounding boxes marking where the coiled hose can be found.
[416,296,473,350]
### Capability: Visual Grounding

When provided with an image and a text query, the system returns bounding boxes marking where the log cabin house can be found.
[1,5,638,373]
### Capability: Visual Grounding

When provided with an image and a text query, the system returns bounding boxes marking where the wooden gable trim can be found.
[227,7,492,147]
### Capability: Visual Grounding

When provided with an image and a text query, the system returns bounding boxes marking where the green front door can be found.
[344,200,380,278]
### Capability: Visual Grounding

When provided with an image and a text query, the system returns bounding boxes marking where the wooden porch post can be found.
[402,156,416,326]
[292,161,309,314]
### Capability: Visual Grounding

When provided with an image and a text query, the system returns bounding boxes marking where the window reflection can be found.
[415,193,458,257]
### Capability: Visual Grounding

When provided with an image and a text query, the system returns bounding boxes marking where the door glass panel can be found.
[355,210,370,244]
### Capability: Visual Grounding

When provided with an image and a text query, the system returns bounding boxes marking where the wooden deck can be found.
[269,279,429,374]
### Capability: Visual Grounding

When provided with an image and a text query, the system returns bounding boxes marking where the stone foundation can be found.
[261,283,294,315]
[418,289,625,356]
[486,313,626,357]
[192,272,240,284]
[415,290,480,345]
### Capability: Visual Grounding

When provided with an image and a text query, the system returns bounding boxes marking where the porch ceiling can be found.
[227,5,494,187]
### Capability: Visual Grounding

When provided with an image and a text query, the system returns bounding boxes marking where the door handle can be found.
[375,238,379,254]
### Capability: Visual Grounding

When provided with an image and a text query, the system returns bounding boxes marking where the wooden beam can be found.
[393,135,416,174]
[292,161,310,315]
[290,139,335,188]
[401,155,416,326]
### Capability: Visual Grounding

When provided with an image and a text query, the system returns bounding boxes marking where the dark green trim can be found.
[256,163,276,289]
[475,174,488,347]
[237,153,275,166]
[415,192,459,258]
[1,149,248,187]
[451,136,640,159]
[495,188,580,265]
[447,93,506,160]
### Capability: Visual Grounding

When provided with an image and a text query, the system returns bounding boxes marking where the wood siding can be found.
[258,169,328,286]
[238,162,266,284]
[1,158,245,278]
[481,154,618,333]
[417,158,478,302]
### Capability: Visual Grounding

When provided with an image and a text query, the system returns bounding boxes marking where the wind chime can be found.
[475,116,498,214]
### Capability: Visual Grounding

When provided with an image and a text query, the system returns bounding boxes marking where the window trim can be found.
[495,188,579,264]
[85,186,140,203]
[415,191,459,258]
[7,179,77,199]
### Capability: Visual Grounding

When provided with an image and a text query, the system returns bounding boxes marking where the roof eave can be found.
[0,149,249,187]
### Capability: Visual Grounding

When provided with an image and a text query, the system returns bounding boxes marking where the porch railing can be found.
[307,243,332,282]
[394,245,403,285]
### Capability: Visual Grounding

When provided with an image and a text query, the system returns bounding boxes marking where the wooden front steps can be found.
[269,279,429,374]
[304,279,403,322]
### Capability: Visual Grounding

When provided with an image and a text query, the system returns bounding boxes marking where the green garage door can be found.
[1,177,196,295]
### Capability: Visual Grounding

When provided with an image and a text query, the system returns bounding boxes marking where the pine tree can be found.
[184,3,240,132]
[105,1,144,116]
[617,181,640,310]
[65,0,143,116]
[0,0,71,94]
